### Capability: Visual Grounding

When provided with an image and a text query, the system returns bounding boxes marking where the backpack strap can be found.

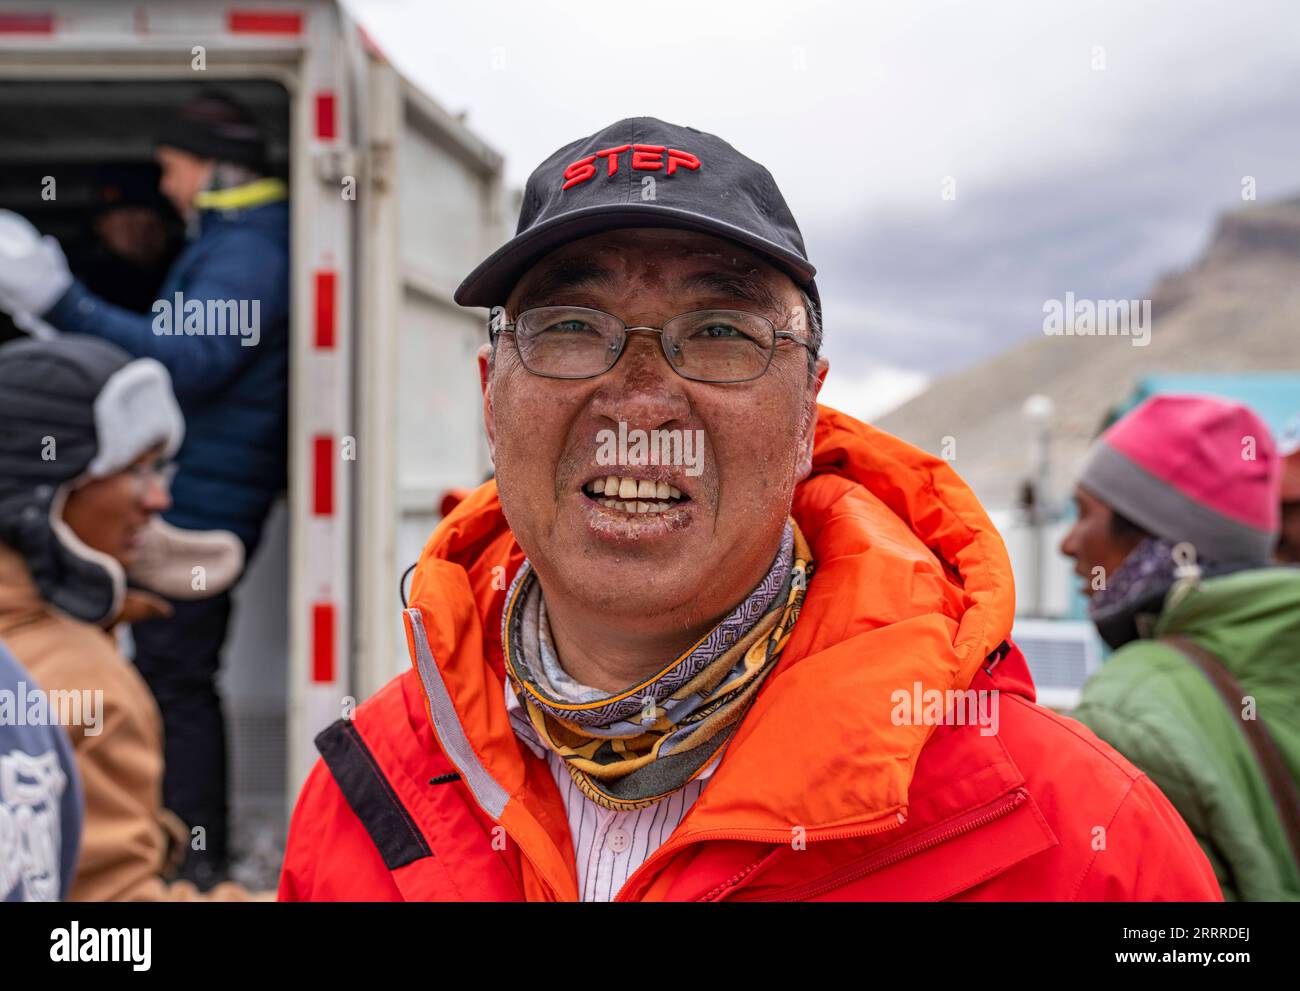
[1161,635,1300,871]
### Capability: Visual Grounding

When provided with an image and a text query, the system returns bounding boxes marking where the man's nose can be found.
[589,329,690,427]
[142,476,172,514]
[1058,524,1078,560]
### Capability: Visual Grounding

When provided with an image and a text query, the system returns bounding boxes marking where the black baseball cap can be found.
[454,117,820,317]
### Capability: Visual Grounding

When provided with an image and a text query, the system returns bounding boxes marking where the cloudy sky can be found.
[346,0,1300,419]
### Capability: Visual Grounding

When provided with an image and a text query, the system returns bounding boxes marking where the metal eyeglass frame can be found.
[125,459,178,498]
[489,305,815,383]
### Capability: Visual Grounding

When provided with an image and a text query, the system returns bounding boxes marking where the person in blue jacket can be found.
[0,91,289,889]
[0,640,83,902]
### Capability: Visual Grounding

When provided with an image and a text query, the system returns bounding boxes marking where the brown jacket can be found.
[0,544,258,901]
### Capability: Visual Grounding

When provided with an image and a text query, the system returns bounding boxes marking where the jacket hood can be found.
[402,404,1017,891]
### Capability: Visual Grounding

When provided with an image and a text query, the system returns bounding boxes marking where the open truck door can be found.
[0,0,507,880]
[352,39,504,712]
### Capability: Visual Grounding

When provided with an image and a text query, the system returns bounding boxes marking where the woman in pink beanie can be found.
[1063,394,1300,901]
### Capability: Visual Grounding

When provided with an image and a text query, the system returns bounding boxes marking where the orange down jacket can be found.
[279,405,1222,901]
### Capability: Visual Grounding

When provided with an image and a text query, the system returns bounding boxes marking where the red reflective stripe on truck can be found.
[228,10,302,34]
[312,602,335,682]
[313,435,334,516]
[356,22,387,61]
[0,13,54,32]
[315,92,337,140]
[314,270,336,349]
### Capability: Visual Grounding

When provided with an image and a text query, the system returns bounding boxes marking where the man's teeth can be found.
[585,476,684,513]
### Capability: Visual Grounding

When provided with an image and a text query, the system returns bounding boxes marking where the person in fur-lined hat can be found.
[0,334,259,900]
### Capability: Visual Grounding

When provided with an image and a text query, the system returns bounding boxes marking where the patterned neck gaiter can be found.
[502,518,814,811]
[1088,536,1232,649]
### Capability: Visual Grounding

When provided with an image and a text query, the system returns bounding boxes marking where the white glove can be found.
[126,519,246,600]
[0,209,73,317]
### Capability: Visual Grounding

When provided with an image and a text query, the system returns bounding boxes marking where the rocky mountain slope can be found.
[875,198,1300,510]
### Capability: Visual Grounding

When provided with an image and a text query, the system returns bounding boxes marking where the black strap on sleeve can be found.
[315,718,433,871]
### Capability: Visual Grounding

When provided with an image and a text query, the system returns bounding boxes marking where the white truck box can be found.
[0,0,506,864]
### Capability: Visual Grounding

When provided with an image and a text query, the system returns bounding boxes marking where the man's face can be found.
[154,145,212,219]
[1059,484,1144,597]
[62,446,172,567]
[481,228,827,634]
[95,206,169,268]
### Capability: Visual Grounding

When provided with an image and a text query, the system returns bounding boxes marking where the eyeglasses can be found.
[490,305,814,383]
[126,459,177,497]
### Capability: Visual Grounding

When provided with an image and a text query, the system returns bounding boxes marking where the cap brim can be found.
[454,204,819,308]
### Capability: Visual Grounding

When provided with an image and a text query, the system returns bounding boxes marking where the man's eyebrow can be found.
[514,260,618,310]
[678,270,783,316]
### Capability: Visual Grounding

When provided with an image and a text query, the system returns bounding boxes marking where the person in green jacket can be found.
[1063,394,1300,901]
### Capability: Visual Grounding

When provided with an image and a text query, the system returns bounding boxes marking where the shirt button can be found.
[606,827,630,854]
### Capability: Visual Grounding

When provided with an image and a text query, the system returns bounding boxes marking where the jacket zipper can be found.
[613,812,909,902]
[745,787,1028,901]
[697,847,784,902]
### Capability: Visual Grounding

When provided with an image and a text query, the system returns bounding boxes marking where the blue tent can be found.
[1119,373,1300,444]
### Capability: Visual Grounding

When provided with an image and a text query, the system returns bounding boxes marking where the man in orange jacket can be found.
[279,118,1221,901]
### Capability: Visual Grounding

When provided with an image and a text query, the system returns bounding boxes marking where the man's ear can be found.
[794,357,829,482]
[477,343,496,463]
